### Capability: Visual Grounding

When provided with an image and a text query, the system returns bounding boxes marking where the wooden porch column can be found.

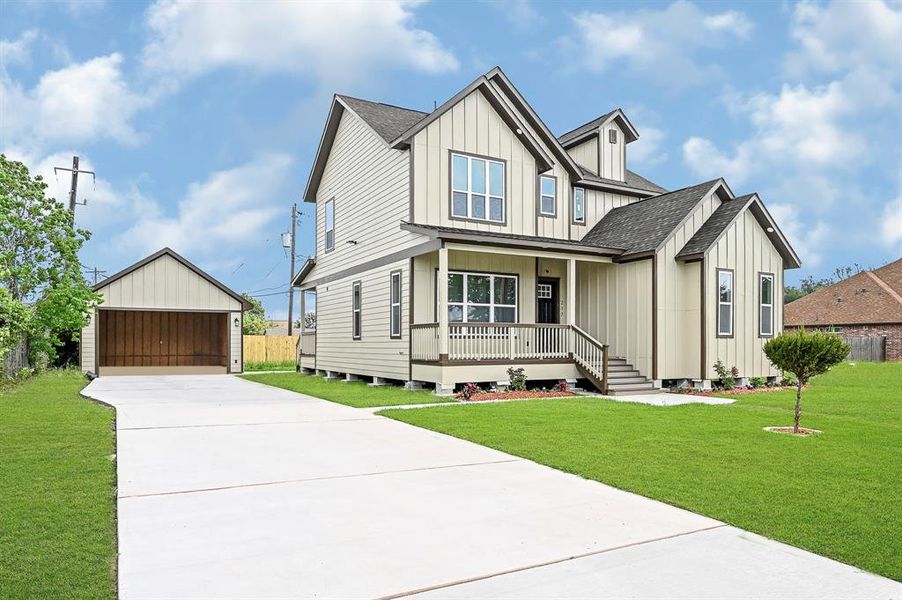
[566,258,577,326]
[299,290,306,331]
[438,245,449,358]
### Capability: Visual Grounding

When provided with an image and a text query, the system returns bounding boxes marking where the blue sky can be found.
[2,0,900,319]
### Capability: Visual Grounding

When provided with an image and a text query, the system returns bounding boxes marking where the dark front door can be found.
[537,278,560,324]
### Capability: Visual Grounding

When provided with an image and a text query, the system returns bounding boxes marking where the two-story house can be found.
[293,67,800,394]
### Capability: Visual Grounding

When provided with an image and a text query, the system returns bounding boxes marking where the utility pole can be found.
[88,267,107,285]
[53,156,95,223]
[287,203,298,336]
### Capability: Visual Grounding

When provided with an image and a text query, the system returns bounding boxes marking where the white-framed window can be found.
[717,269,733,337]
[351,280,361,340]
[445,271,517,323]
[539,175,556,216]
[390,270,402,339]
[451,153,505,223]
[537,283,553,299]
[759,273,774,337]
[573,187,585,224]
[324,198,335,251]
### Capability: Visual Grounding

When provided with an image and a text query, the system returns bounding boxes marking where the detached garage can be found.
[80,247,251,376]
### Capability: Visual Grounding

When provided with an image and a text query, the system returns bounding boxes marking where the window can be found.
[609,129,617,144]
[390,271,402,339]
[539,175,556,217]
[537,283,552,299]
[445,271,517,323]
[573,187,585,224]
[351,280,361,339]
[717,269,733,337]
[324,199,335,251]
[826,325,844,333]
[451,153,504,223]
[759,273,774,337]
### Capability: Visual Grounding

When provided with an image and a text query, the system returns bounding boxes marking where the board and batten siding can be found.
[79,253,243,374]
[576,260,653,377]
[411,87,574,241]
[704,209,784,379]
[569,187,637,239]
[568,136,599,175]
[314,259,409,380]
[307,108,420,282]
[655,188,722,380]
[598,121,625,182]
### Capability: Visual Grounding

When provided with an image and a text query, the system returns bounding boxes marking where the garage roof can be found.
[95,247,252,310]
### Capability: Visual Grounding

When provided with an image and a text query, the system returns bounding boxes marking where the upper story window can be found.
[451,152,505,223]
[759,273,774,337]
[539,175,556,217]
[324,198,335,251]
[717,269,733,337]
[572,187,585,224]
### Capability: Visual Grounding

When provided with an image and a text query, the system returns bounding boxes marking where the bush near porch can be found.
[380,362,902,580]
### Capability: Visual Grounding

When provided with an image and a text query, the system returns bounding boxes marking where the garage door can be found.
[98,310,229,374]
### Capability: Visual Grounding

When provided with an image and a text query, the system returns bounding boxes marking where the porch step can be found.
[605,376,648,385]
[607,368,641,377]
[607,385,662,396]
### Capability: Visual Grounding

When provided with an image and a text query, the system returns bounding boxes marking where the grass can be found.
[0,370,117,599]
[381,362,902,580]
[240,372,455,408]
[244,359,297,371]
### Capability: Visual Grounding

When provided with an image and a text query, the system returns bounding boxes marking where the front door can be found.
[537,278,560,324]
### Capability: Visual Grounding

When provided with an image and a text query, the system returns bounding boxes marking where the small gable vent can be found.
[609,129,617,144]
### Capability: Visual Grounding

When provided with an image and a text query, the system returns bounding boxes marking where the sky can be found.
[1,0,900,319]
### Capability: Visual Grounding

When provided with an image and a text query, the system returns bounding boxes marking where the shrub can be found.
[713,360,736,389]
[780,372,798,387]
[553,380,569,393]
[507,367,527,391]
[763,329,849,433]
[749,376,767,389]
[457,382,481,400]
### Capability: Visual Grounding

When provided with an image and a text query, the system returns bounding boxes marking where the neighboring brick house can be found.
[784,258,902,360]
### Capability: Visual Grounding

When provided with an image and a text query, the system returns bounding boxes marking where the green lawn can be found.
[381,362,902,580]
[0,370,117,599]
[240,372,454,408]
[244,359,297,372]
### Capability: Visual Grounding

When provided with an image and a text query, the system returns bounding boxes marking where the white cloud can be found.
[769,203,829,269]
[565,2,752,87]
[113,154,292,258]
[1,53,150,149]
[628,125,667,166]
[0,30,37,73]
[880,197,902,251]
[142,0,458,87]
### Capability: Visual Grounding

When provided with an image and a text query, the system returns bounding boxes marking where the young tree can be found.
[0,154,100,366]
[763,329,850,433]
[241,293,270,335]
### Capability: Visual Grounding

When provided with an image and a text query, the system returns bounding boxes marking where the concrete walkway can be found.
[84,375,899,599]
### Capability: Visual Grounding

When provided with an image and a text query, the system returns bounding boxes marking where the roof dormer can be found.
[559,108,638,183]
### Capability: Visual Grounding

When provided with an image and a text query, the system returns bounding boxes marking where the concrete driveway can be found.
[84,375,899,599]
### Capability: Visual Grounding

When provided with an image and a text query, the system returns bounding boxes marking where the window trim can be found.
[448,151,507,225]
[434,269,519,324]
[389,269,402,339]
[571,186,586,225]
[758,271,775,338]
[324,198,335,252]
[351,280,362,340]
[538,174,557,218]
[716,268,734,338]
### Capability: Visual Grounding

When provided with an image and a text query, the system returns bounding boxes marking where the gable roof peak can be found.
[559,107,639,146]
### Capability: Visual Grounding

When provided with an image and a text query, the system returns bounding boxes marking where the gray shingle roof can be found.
[577,166,668,194]
[675,194,755,259]
[337,95,428,143]
[581,179,722,255]
[559,110,618,145]
[403,222,624,252]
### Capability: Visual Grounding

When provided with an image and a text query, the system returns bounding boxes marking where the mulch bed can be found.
[763,426,822,437]
[462,390,575,402]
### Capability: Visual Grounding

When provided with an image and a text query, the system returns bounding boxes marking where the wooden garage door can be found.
[98,310,228,367]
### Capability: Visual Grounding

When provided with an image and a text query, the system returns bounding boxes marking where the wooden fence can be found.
[2,340,29,377]
[243,335,299,364]
[841,335,886,362]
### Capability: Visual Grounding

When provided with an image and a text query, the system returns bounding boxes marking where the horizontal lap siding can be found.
[706,210,784,378]
[307,110,419,282]
[315,259,409,380]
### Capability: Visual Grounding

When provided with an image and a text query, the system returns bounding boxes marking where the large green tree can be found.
[241,293,270,335]
[0,155,100,367]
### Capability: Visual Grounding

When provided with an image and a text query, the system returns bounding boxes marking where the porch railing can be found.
[411,323,440,362]
[298,330,316,356]
[571,325,608,393]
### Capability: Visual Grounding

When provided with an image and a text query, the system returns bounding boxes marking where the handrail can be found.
[570,325,609,394]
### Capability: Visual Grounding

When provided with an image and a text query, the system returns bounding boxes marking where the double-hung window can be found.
[451,153,504,223]
[759,273,774,337]
[717,269,733,337]
[572,187,585,224]
[351,280,361,340]
[539,175,556,216]
[324,199,335,251]
[390,270,402,339]
[446,271,517,323]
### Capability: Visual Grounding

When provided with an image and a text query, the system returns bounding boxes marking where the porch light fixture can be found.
[234,317,240,328]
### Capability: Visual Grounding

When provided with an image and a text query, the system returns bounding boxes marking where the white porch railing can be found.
[298,330,316,356]
[411,323,440,362]
[571,325,608,392]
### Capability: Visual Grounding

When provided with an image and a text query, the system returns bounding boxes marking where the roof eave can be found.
[576,178,660,198]
[291,258,317,287]
[302,97,343,203]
